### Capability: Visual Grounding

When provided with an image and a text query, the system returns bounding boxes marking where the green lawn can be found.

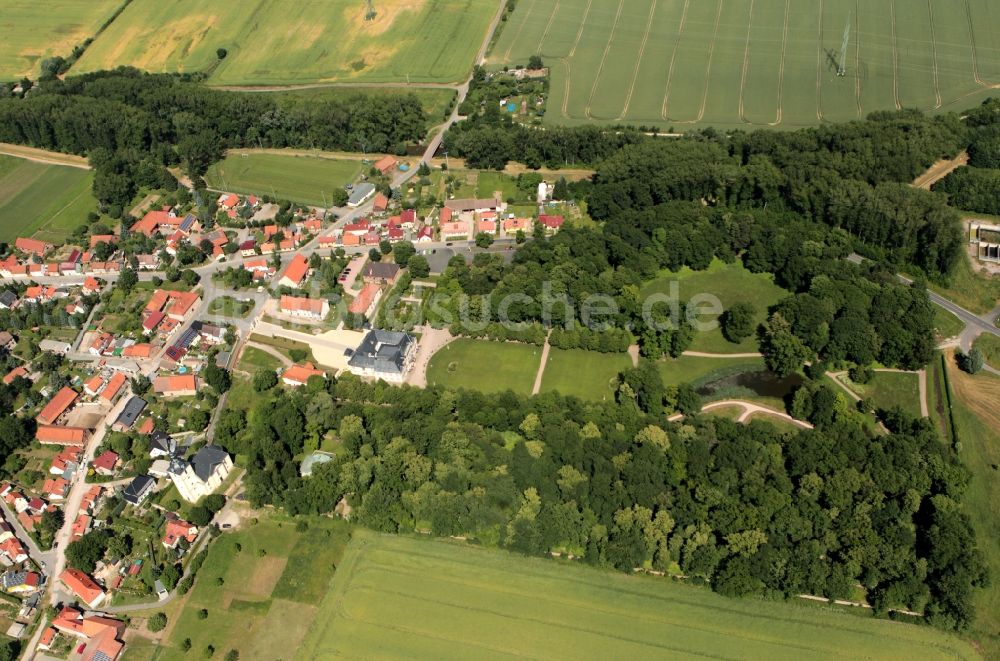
[426,339,540,395]
[147,515,351,661]
[207,295,253,318]
[205,153,364,207]
[73,0,497,85]
[0,0,125,78]
[238,346,283,373]
[837,371,923,418]
[934,307,966,340]
[475,171,526,203]
[539,348,633,401]
[657,354,766,388]
[298,529,975,660]
[246,333,314,363]
[972,333,1000,368]
[640,259,786,354]
[0,154,96,244]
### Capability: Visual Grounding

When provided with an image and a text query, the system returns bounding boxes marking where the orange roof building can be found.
[131,210,170,236]
[373,155,398,174]
[59,569,105,608]
[279,295,329,319]
[71,514,91,539]
[162,519,198,548]
[2,366,27,386]
[123,343,153,358]
[82,276,101,294]
[14,237,51,255]
[83,375,104,397]
[38,627,56,649]
[439,221,470,239]
[348,283,381,318]
[99,372,128,403]
[279,253,310,289]
[143,289,200,322]
[51,606,124,661]
[281,362,326,387]
[43,477,69,499]
[37,387,78,425]
[152,374,198,397]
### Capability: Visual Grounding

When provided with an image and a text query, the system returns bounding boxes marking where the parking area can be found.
[339,255,367,295]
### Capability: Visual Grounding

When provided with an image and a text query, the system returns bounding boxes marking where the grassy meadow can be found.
[972,333,1000,368]
[0,0,124,78]
[204,153,364,207]
[539,347,633,400]
[0,154,95,244]
[298,529,977,660]
[124,515,351,661]
[640,258,787,354]
[72,0,497,85]
[426,338,540,395]
[489,0,1000,129]
[837,370,923,418]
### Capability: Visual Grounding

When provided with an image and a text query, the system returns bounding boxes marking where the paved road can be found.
[0,500,52,569]
[46,420,111,606]
[847,254,1000,345]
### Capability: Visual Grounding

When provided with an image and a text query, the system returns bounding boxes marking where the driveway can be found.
[251,322,365,371]
[405,326,454,387]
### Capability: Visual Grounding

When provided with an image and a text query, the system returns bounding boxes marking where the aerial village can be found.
[0,164,567,659]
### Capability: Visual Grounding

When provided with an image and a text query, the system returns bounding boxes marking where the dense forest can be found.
[933,98,1000,215]
[216,369,986,632]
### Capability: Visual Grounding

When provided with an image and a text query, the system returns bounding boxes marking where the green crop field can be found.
[0,154,95,245]
[298,529,976,660]
[490,0,1000,129]
[205,153,364,207]
[540,347,633,400]
[641,258,787,353]
[71,0,498,85]
[0,0,125,78]
[426,338,540,394]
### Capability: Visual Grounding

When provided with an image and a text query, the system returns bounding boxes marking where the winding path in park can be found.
[669,400,813,429]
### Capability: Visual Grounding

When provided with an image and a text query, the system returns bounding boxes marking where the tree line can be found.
[448,106,969,280]
[0,69,431,215]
